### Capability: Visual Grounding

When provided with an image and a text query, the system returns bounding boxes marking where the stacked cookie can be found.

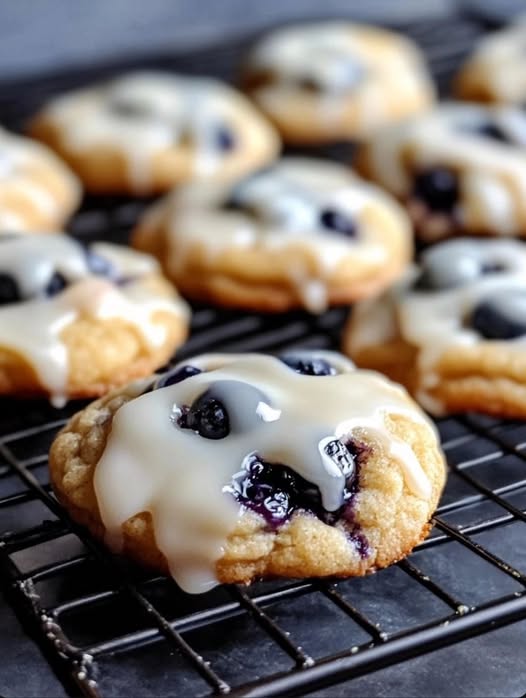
[12,14,526,592]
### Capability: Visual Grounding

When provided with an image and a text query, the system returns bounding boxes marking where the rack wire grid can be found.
[0,10,525,698]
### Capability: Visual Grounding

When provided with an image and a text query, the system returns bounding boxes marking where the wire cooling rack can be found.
[0,11,525,698]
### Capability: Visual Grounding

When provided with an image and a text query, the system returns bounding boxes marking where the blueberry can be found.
[280,354,336,376]
[179,390,230,439]
[471,290,526,340]
[228,455,309,527]
[473,121,509,143]
[348,529,370,559]
[45,272,67,297]
[413,168,459,212]
[319,209,356,237]
[155,365,201,389]
[214,125,236,152]
[85,249,115,278]
[0,273,20,305]
[481,261,507,275]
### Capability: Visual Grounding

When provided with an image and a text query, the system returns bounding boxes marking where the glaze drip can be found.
[0,234,188,402]
[349,238,526,413]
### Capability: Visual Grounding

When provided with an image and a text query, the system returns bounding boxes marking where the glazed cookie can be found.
[0,234,189,404]
[49,351,446,592]
[345,238,526,417]
[132,157,413,313]
[356,102,526,241]
[455,17,526,104]
[29,71,280,195]
[241,21,435,144]
[0,126,80,232]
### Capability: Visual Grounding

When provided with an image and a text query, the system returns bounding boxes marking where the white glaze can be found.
[248,21,434,130]
[0,127,79,231]
[42,71,274,191]
[0,235,188,403]
[93,352,434,593]
[349,238,526,414]
[364,102,526,238]
[140,157,410,313]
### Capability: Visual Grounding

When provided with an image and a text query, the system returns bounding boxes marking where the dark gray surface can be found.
[0,590,67,698]
[310,621,526,697]
[0,0,453,79]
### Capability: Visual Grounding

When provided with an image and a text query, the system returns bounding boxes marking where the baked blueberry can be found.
[44,272,67,297]
[481,261,507,274]
[214,125,236,152]
[229,456,299,526]
[413,168,459,212]
[228,439,361,529]
[229,455,327,527]
[280,354,336,376]
[155,365,201,389]
[474,121,509,143]
[319,208,356,237]
[323,438,356,480]
[471,290,526,340]
[0,273,20,305]
[179,389,230,439]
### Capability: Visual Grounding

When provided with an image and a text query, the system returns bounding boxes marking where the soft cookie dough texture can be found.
[29,71,280,195]
[356,102,526,241]
[0,235,189,403]
[345,238,526,418]
[132,157,413,313]
[455,16,526,104]
[242,21,435,144]
[49,351,446,592]
[0,126,80,233]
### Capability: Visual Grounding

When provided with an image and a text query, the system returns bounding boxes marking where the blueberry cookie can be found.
[29,71,280,195]
[355,102,526,241]
[345,238,526,417]
[241,21,435,144]
[49,351,445,592]
[455,17,526,104]
[132,157,413,313]
[0,126,80,232]
[0,234,189,405]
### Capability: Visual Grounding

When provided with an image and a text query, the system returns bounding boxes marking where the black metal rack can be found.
[0,11,525,698]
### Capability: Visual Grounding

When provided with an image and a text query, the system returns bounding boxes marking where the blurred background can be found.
[0,0,523,80]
